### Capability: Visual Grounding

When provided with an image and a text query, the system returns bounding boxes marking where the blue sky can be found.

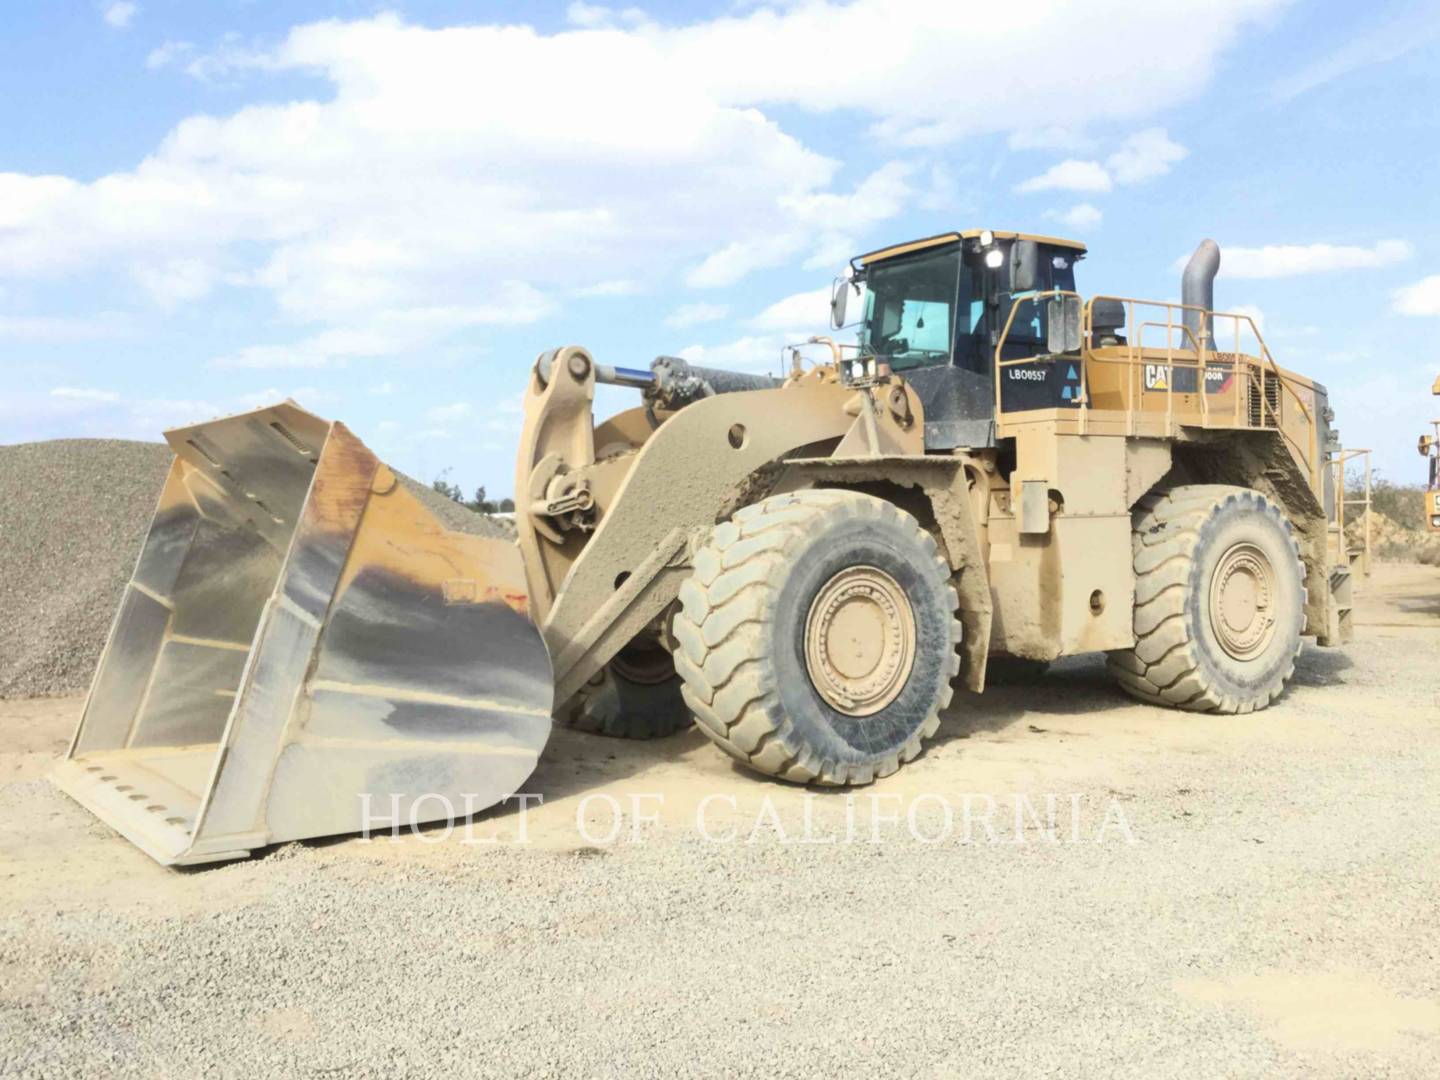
[3,0,1438,496]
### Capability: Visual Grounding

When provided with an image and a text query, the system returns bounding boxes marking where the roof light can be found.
[979,230,994,246]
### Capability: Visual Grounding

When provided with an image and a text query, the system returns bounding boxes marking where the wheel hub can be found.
[1209,542,1277,660]
[804,565,916,716]
[610,636,675,686]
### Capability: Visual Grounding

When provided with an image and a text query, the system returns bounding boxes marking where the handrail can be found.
[992,293,1321,485]
[1333,448,1372,577]
[992,289,1084,424]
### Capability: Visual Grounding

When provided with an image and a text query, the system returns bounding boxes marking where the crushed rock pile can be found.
[0,441,172,699]
[0,439,509,699]
[1346,509,1440,565]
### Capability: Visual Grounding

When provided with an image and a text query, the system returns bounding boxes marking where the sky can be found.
[3,0,1439,498]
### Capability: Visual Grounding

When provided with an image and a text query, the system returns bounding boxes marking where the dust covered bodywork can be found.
[54,225,1360,850]
[52,402,551,866]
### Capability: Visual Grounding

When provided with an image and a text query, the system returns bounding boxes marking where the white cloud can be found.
[130,398,224,427]
[1,4,1281,366]
[181,36,273,84]
[0,313,130,342]
[1105,128,1187,184]
[686,233,808,290]
[1019,128,1186,197]
[1270,8,1440,102]
[1392,275,1440,316]
[1221,304,1265,333]
[682,0,1279,148]
[566,3,647,29]
[102,2,137,29]
[677,335,789,376]
[665,302,728,329]
[575,280,641,297]
[51,386,121,403]
[1197,240,1413,279]
[133,259,216,305]
[369,381,395,395]
[1016,160,1112,194]
[1007,127,1090,152]
[236,386,331,409]
[210,287,553,369]
[749,288,831,332]
[687,161,916,287]
[427,401,473,422]
[1,389,224,442]
[1047,204,1103,232]
[146,41,194,70]
[915,162,962,212]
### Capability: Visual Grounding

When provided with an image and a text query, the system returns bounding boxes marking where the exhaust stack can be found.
[1180,239,1221,351]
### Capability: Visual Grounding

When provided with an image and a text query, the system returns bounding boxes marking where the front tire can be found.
[1108,485,1306,713]
[673,490,961,785]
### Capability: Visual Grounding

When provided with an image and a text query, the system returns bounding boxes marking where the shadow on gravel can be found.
[1291,644,1354,688]
[215,641,1360,858]
[220,728,695,864]
[1396,594,1440,618]
[933,653,1120,747]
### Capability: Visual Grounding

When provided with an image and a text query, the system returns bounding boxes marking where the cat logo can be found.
[1143,364,1170,390]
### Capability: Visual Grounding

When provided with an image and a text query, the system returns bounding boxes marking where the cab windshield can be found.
[859,246,963,371]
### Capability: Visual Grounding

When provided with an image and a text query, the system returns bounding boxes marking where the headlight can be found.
[985,248,1004,269]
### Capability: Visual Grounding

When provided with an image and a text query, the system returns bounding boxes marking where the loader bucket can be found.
[51,402,552,866]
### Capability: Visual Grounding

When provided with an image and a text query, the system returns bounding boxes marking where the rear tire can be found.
[1108,485,1306,713]
[672,490,961,785]
[557,638,692,739]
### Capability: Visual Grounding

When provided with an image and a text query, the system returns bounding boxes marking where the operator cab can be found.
[835,230,1087,450]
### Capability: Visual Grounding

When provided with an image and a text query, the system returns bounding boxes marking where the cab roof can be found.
[856,230,1087,267]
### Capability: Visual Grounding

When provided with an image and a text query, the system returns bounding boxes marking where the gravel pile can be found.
[0,440,172,699]
[0,439,508,698]
[397,473,514,539]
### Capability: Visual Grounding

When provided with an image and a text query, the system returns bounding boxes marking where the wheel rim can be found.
[804,565,916,716]
[1208,541,1278,660]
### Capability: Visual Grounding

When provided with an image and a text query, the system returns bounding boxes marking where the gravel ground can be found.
[0,438,505,699]
[1,565,1437,1078]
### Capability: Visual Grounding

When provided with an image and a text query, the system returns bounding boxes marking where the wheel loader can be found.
[54,229,1353,865]
[1421,373,1439,532]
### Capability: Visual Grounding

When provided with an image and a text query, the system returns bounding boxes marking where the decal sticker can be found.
[1142,362,1235,394]
[1061,363,1082,401]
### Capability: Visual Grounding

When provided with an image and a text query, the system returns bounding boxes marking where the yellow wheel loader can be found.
[54,230,1353,864]
[1421,373,1440,532]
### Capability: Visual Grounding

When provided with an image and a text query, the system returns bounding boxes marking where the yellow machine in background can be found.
[1422,373,1440,532]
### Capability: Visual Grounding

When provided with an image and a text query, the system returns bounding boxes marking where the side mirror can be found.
[1010,240,1039,293]
[830,276,849,329]
[1046,296,1082,354]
